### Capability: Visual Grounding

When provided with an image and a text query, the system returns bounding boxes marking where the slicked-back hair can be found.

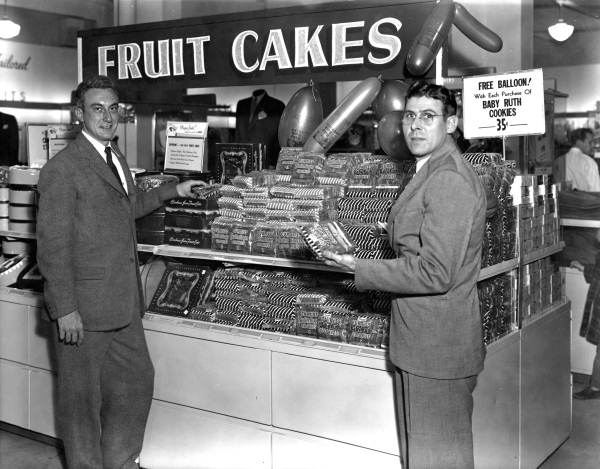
[405,80,457,117]
[73,75,118,109]
[569,127,593,146]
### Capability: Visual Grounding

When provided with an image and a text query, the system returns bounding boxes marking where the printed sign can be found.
[462,68,545,139]
[163,121,209,172]
[78,1,438,101]
[47,124,80,159]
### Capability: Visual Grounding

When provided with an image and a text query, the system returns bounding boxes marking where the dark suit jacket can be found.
[235,92,285,168]
[0,112,19,165]
[355,136,487,379]
[37,133,178,331]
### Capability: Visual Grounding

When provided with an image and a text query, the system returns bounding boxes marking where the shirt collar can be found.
[82,130,111,161]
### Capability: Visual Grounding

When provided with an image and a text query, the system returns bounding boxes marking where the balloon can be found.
[278,81,323,148]
[454,3,503,53]
[377,111,412,160]
[405,0,455,76]
[303,76,382,153]
[371,79,409,121]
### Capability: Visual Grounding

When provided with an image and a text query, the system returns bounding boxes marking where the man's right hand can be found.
[57,310,84,346]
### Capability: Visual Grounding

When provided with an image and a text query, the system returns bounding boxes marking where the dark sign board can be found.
[78,1,440,103]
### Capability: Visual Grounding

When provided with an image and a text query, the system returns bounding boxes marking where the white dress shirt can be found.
[82,131,128,194]
[560,146,600,192]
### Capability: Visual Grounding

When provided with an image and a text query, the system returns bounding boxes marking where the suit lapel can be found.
[388,136,458,220]
[75,134,128,197]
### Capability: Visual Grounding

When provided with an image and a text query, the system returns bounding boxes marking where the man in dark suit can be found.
[36,75,204,468]
[323,80,486,468]
[235,89,285,168]
[0,111,19,165]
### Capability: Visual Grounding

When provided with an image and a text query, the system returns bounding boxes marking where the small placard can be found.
[47,124,80,159]
[26,124,50,168]
[462,68,545,139]
[163,121,208,172]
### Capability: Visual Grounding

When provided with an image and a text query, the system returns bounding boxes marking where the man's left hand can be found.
[176,179,207,197]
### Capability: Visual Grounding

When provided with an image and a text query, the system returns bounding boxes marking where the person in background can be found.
[573,236,600,400]
[553,127,600,192]
[0,111,19,165]
[36,75,204,468]
[322,80,486,469]
[553,129,600,385]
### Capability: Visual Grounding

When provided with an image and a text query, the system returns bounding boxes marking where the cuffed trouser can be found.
[394,368,478,469]
[53,312,154,469]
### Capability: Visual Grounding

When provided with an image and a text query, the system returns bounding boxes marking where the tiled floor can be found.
[1,375,599,469]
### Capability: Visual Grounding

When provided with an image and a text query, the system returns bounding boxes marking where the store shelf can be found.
[0,287,43,307]
[520,300,570,327]
[479,259,519,281]
[560,218,600,228]
[150,245,348,273]
[521,242,565,265]
[0,230,36,240]
[145,244,519,279]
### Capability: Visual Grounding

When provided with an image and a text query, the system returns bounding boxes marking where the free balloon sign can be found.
[462,68,545,139]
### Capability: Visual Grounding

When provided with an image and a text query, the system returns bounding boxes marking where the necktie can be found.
[249,96,258,123]
[104,146,122,186]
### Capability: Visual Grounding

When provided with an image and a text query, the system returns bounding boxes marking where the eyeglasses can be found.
[402,111,444,126]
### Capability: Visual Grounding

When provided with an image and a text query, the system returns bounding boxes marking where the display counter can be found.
[0,287,570,469]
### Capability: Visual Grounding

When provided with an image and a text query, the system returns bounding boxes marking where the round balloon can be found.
[377,111,412,160]
[371,80,409,121]
[278,83,323,147]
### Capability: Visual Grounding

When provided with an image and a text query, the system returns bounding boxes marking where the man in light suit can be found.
[36,75,203,468]
[323,80,486,468]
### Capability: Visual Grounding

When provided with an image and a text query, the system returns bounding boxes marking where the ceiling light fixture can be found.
[547,3,574,42]
[0,0,20,40]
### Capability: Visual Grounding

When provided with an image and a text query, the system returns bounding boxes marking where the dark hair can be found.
[405,80,457,117]
[72,75,117,109]
[569,128,593,146]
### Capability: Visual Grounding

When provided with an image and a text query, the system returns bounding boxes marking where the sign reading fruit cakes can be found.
[462,68,545,139]
[77,2,440,102]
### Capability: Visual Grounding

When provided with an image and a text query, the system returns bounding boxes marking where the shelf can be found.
[145,244,519,279]
[150,245,347,273]
[521,242,565,265]
[0,230,36,240]
[560,218,600,228]
[0,286,43,307]
[520,300,570,327]
[479,259,519,281]
[0,101,71,110]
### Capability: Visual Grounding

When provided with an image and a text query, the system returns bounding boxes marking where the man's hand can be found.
[321,250,357,272]
[176,180,207,197]
[57,310,84,346]
[570,260,585,273]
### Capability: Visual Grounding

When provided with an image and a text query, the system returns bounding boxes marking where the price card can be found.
[462,68,545,139]
[163,121,209,172]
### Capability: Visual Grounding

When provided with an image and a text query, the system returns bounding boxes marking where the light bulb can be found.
[0,17,20,39]
[547,19,574,42]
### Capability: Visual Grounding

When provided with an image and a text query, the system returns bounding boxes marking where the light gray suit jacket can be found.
[355,136,487,379]
[37,133,178,331]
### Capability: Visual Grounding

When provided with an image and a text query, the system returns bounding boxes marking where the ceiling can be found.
[533,0,600,67]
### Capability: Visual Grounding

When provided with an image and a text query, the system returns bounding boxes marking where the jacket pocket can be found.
[75,266,106,280]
